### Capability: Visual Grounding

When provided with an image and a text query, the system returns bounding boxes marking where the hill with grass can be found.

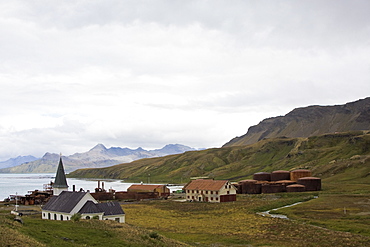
[223,97,370,147]
[69,131,370,185]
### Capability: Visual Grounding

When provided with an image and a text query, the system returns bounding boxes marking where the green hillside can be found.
[69,131,370,185]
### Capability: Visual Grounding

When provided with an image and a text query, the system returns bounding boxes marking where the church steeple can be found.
[53,156,69,195]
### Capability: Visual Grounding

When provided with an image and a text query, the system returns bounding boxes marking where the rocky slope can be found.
[0,144,196,173]
[223,97,370,147]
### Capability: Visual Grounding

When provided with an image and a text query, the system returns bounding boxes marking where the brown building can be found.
[127,184,170,197]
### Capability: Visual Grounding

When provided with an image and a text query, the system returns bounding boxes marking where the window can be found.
[54,214,57,220]
[48,213,51,220]
[61,215,63,221]
[115,218,120,222]
[86,216,90,220]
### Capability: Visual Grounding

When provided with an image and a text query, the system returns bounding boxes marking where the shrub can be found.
[71,213,81,222]
[149,231,160,239]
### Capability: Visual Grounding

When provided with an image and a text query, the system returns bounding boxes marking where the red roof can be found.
[184,179,229,191]
[127,184,164,191]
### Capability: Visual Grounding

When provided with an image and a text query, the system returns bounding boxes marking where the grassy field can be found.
[122,191,370,247]
[272,183,370,238]
[1,188,369,246]
[0,205,188,247]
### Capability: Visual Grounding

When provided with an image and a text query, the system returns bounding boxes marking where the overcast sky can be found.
[1,0,369,161]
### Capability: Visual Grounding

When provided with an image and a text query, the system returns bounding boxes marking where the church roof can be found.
[53,157,68,188]
[42,191,87,213]
[78,200,101,214]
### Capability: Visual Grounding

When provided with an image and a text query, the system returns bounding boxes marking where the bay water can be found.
[0,173,134,201]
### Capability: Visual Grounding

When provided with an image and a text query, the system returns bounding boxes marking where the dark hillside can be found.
[223,97,370,147]
[69,131,370,185]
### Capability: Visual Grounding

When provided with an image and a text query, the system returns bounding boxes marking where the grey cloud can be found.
[0,1,369,160]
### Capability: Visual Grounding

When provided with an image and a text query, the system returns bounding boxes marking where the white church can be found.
[41,157,125,223]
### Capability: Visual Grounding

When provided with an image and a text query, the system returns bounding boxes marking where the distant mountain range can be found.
[0,144,198,173]
[223,97,370,147]
[0,155,39,169]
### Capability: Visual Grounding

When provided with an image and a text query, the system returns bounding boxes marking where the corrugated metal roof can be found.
[128,184,163,191]
[183,179,229,191]
[78,200,100,214]
[42,191,86,213]
[97,201,125,216]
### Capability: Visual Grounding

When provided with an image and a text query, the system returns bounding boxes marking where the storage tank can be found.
[297,177,321,191]
[290,169,312,182]
[261,183,284,193]
[271,170,291,181]
[253,172,271,181]
[286,184,306,193]
[274,180,296,192]
[238,180,257,194]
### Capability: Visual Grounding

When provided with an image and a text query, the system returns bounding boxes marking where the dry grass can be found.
[124,195,370,246]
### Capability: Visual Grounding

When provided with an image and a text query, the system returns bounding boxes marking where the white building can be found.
[183,179,237,203]
[42,191,125,223]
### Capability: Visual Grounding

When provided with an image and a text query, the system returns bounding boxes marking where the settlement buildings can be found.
[184,179,237,203]
[41,157,125,223]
